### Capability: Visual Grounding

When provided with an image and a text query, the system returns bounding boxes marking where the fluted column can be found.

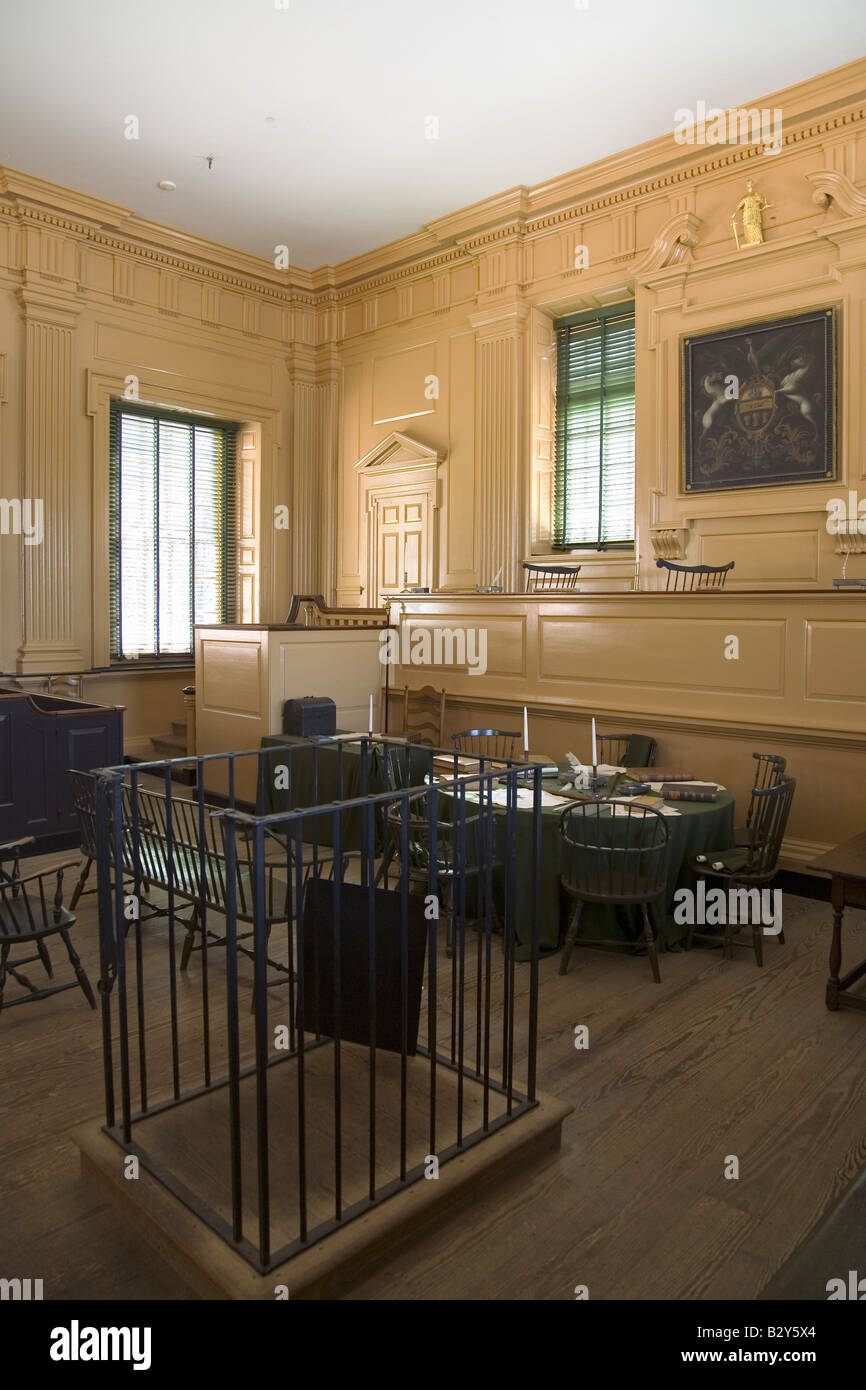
[470,302,529,590]
[17,289,84,673]
[286,345,340,599]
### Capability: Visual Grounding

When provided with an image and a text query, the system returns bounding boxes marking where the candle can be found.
[369,693,373,735]
[591,716,597,767]
[523,705,529,758]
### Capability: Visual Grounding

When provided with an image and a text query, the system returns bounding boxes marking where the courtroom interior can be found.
[1,0,866,1308]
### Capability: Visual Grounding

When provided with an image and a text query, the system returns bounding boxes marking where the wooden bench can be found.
[68,771,342,989]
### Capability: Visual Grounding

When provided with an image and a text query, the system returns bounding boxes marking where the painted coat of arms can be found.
[683,309,835,492]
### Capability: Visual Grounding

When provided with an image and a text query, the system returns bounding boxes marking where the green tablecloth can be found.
[259,740,734,963]
[444,771,735,961]
[258,735,433,848]
[260,735,374,847]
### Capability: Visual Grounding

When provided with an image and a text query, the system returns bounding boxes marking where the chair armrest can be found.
[0,836,36,855]
[4,859,80,889]
[692,864,736,882]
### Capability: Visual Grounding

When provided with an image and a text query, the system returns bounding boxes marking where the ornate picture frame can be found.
[683,307,836,493]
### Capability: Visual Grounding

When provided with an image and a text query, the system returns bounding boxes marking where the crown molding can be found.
[1,58,866,318]
[0,165,305,305]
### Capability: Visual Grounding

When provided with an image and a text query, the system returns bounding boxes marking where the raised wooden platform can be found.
[75,1054,570,1300]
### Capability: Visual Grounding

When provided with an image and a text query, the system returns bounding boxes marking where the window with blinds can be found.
[109,402,238,659]
[554,306,635,549]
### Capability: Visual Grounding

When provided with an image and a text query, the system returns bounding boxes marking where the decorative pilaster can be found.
[16,288,85,673]
[470,301,529,590]
[285,346,340,598]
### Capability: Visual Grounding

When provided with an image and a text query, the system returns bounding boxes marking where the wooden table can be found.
[812,832,866,1012]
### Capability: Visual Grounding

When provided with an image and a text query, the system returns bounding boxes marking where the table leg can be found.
[826,882,844,1011]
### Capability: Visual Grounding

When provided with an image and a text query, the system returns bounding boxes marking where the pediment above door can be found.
[354,431,444,477]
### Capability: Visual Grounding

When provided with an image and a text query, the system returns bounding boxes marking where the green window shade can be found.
[109,402,237,659]
[554,308,635,549]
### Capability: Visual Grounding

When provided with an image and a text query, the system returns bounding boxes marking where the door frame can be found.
[354,433,444,606]
[364,478,438,607]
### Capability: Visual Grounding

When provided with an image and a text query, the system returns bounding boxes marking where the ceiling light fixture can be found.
[157,179,176,191]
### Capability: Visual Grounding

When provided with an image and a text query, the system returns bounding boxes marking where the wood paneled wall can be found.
[387,590,866,867]
[2,58,866,750]
[334,59,866,602]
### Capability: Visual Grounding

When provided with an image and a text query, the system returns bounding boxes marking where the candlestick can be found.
[591,716,597,767]
[633,524,641,592]
[523,705,529,759]
[369,693,373,735]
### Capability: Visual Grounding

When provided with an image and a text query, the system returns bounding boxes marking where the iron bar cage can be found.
[90,737,542,1274]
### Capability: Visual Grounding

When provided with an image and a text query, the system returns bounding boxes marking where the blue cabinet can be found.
[0,693,124,846]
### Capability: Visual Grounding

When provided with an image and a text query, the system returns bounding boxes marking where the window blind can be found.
[109,402,238,659]
[554,307,635,549]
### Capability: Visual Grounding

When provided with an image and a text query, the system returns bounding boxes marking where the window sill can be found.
[108,659,195,673]
[531,551,635,565]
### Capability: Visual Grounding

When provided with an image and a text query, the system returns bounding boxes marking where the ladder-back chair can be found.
[402,685,446,746]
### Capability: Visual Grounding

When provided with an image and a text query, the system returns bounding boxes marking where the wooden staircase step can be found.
[150,733,187,757]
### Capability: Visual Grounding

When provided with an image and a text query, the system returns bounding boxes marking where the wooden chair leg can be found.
[724,910,736,960]
[60,930,96,1009]
[180,903,200,972]
[641,903,661,983]
[649,899,666,954]
[69,857,92,911]
[0,942,8,1012]
[558,901,584,976]
[375,839,394,888]
[36,937,54,977]
[648,900,665,957]
[753,917,764,968]
[684,893,697,951]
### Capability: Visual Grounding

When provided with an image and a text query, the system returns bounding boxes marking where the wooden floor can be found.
[132,1044,511,1260]
[2,851,866,1301]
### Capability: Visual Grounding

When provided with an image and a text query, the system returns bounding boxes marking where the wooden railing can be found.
[285,593,389,627]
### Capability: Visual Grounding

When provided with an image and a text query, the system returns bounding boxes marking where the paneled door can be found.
[372,489,432,604]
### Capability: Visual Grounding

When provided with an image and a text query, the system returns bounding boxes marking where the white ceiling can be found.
[1,0,864,269]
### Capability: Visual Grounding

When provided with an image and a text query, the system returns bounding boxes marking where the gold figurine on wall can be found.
[731,180,771,249]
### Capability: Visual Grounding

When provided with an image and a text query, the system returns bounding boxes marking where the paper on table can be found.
[597,763,627,776]
[608,799,681,817]
[465,787,571,808]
